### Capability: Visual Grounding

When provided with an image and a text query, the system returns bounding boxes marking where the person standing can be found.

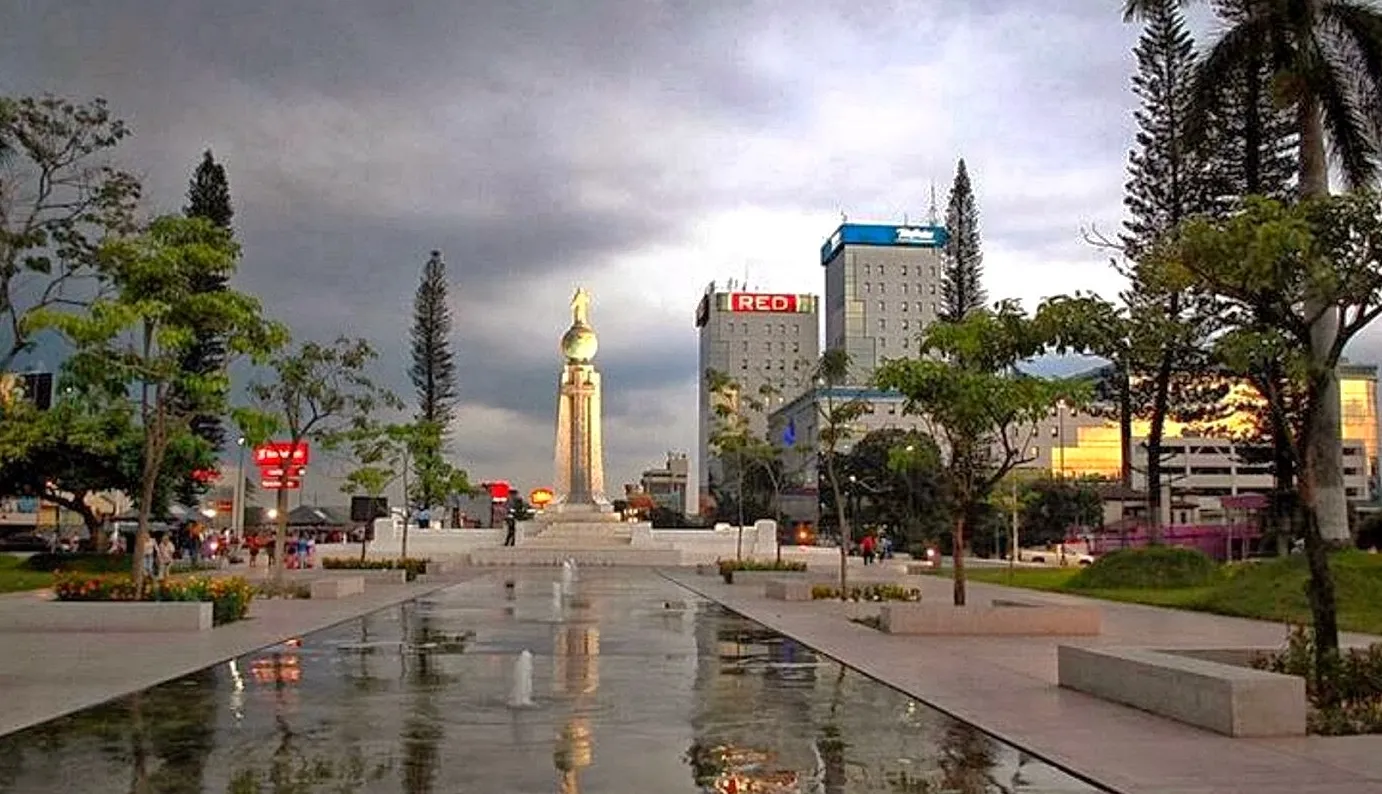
[156,534,175,580]
[860,533,876,566]
[504,512,517,546]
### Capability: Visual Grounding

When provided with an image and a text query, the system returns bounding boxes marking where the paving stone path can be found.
[662,569,1382,794]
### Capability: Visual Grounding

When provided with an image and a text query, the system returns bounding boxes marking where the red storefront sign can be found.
[260,478,302,491]
[727,293,799,313]
[253,441,311,466]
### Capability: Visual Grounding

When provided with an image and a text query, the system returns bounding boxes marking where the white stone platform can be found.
[466,546,684,566]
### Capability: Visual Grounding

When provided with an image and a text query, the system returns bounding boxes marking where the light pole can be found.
[1056,400,1068,479]
[232,437,247,540]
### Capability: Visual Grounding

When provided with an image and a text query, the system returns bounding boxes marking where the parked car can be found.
[1017,545,1095,566]
[0,532,54,552]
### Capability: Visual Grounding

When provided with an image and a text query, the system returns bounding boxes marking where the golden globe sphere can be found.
[561,323,598,362]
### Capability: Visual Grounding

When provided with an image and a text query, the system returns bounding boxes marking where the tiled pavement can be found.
[662,569,1382,794]
[0,572,479,738]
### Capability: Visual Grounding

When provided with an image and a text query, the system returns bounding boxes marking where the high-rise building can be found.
[695,282,820,513]
[820,222,950,381]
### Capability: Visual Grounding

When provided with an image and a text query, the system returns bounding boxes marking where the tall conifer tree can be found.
[1120,0,1215,533]
[410,250,458,433]
[174,150,234,508]
[939,158,985,323]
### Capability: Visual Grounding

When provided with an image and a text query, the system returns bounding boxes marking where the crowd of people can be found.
[109,520,321,577]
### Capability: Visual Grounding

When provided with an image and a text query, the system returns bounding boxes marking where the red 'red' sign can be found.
[728,293,798,313]
[253,441,310,466]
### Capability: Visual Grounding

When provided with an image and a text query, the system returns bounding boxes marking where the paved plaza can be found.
[0,564,1379,793]
[664,569,1382,794]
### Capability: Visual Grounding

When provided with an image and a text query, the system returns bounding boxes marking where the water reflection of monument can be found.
[553,621,601,792]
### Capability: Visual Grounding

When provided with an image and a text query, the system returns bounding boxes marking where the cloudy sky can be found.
[7,0,1374,506]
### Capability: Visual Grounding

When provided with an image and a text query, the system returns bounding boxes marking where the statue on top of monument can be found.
[561,287,599,363]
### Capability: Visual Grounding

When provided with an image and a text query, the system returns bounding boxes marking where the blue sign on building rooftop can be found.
[820,223,950,265]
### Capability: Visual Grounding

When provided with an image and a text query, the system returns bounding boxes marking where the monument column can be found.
[553,288,612,512]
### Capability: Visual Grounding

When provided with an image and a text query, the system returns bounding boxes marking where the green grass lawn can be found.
[0,555,54,594]
[960,552,1382,635]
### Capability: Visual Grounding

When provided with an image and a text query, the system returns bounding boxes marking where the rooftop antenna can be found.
[927,182,940,226]
[840,209,848,223]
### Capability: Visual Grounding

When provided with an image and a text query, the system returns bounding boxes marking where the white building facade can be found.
[695,283,820,514]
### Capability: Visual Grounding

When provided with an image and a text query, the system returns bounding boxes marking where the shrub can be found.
[52,573,256,625]
[256,581,312,600]
[1067,546,1219,590]
[811,583,921,602]
[25,553,133,574]
[320,557,430,581]
[717,558,807,574]
[1253,625,1382,735]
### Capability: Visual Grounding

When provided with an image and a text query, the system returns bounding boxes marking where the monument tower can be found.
[553,288,613,513]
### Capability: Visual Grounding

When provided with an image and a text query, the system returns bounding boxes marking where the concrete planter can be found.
[312,568,408,585]
[310,576,366,599]
[0,601,214,633]
[880,599,1101,636]
[724,569,809,585]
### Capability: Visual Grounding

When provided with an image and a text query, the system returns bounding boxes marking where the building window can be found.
[878,265,885,276]
[930,267,937,278]
[902,320,910,331]
[901,265,908,276]
[742,341,749,352]
[879,318,886,330]
[864,263,871,275]
[879,337,887,348]
[929,283,936,295]
[901,301,908,312]
[740,359,748,370]
[865,283,872,294]
[878,283,885,294]
[901,337,909,348]
[779,323,786,334]
[792,341,800,353]
[793,323,800,334]
[878,301,885,311]
[902,283,909,294]
[764,341,772,351]
[1031,445,1040,456]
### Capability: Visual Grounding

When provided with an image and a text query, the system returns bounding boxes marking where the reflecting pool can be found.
[0,570,1107,793]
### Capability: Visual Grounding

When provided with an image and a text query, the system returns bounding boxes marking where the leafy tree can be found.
[0,394,135,545]
[0,94,141,372]
[813,349,870,597]
[876,302,1081,606]
[407,418,472,520]
[1155,193,1382,697]
[939,158,986,322]
[172,150,235,510]
[705,369,790,558]
[834,428,951,549]
[339,422,413,560]
[243,337,401,580]
[1018,477,1105,548]
[33,215,282,589]
[409,251,457,435]
[1036,293,1225,536]
[1122,0,1382,544]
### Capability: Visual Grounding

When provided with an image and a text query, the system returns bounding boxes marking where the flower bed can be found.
[1253,625,1382,735]
[53,573,256,626]
[811,583,921,602]
[717,558,807,583]
[320,557,430,581]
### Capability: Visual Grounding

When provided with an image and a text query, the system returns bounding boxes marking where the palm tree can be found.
[1123,0,1382,544]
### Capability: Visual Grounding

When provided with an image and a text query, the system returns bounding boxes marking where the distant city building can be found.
[639,452,690,514]
[0,371,54,410]
[768,363,1382,528]
[820,222,950,381]
[696,281,820,513]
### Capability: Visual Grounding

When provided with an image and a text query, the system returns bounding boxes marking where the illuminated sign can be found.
[485,481,512,503]
[726,293,801,313]
[530,487,555,508]
[819,223,951,265]
[253,441,310,466]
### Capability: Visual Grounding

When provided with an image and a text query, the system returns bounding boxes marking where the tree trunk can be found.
[1301,373,1343,696]
[273,486,289,583]
[825,456,849,600]
[1145,295,1180,543]
[401,501,410,562]
[1118,363,1133,489]
[132,453,159,593]
[1297,96,1349,544]
[952,503,968,607]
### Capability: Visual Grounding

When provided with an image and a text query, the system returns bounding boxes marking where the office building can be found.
[820,222,950,381]
[639,452,691,514]
[695,282,820,513]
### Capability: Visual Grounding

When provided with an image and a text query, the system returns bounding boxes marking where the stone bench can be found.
[1057,645,1306,737]
[319,568,408,585]
[880,599,1101,636]
[902,562,937,575]
[725,569,809,585]
[0,601,213,633]
[309,576,366,600]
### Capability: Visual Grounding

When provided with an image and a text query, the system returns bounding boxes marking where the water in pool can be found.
[0,570,1108,793]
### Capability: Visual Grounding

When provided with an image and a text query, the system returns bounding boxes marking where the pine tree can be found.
[409,250,458,432]
[173,150,234,509]
[1122,0,1204,256]
[939,158,985,323]
[1119,0,1218,536]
